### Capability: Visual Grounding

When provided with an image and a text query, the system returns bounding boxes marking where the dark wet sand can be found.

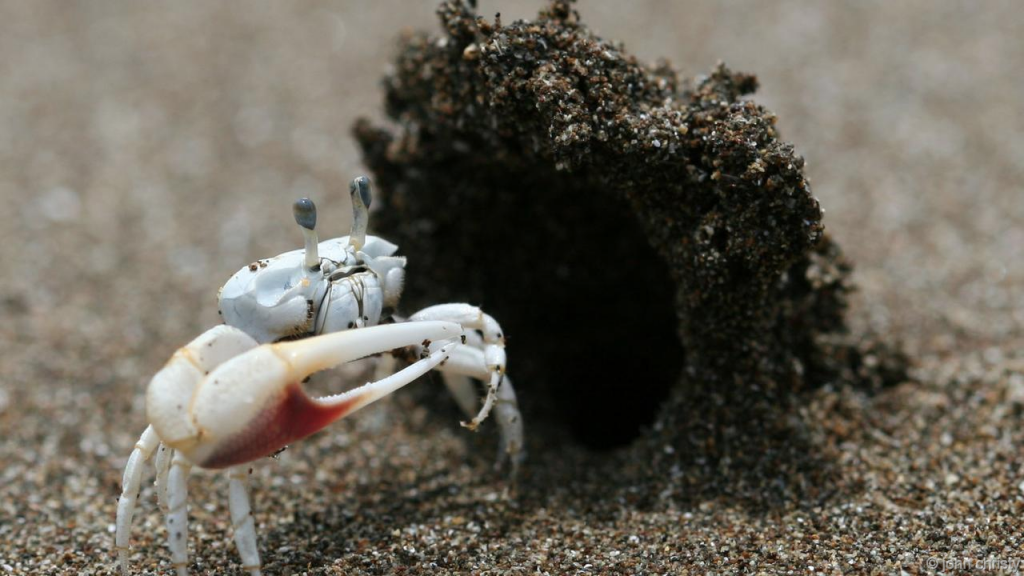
[1,2,1022,574]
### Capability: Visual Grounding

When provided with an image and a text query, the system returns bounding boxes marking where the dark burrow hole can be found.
[378,164,684,450]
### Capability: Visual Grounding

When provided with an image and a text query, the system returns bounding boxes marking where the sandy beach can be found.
[1,2,1022,574]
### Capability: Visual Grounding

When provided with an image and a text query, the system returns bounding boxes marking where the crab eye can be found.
[293,198,317,230]
[293,198,320,270]
[350,176,372,210]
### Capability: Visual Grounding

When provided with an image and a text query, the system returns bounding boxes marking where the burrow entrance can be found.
[373,163,684,449]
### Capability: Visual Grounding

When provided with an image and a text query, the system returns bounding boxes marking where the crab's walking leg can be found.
[431,331,496,421]
[154,443,173,511]
[439,372,480,422]
[116,425,161,574]
[409,304,507,430]
[492,375,524,472]
[165,451,193,576]
[431,345,525,473]
[228,468,262,575]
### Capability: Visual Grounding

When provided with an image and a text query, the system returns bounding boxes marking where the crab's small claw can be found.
[147,321,462,469]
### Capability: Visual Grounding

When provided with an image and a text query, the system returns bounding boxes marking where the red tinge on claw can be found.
[199,382,358,469]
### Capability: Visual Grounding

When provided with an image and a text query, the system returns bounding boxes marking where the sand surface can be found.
[1,2,1022,574]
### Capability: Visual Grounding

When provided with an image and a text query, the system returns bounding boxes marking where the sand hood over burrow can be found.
[354,0,898,452]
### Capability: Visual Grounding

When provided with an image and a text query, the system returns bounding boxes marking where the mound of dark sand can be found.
[355,0,904,480]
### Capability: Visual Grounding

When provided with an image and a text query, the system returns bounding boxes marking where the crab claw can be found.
[147,321,462,469]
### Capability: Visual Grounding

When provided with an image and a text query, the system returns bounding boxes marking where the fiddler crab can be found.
[115,177,524,575]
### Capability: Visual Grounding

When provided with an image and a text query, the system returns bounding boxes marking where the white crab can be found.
[115,177,524,575]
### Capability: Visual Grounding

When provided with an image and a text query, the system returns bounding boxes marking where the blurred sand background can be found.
[0,1,1021,574]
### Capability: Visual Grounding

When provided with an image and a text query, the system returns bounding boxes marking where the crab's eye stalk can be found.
[348,176,372,251]
[351,176,372,209]
[293,197,320,270]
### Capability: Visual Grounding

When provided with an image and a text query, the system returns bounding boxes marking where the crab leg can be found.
[153,443,173,511]
[228,467,261,575]
[429,344,525,473]
[432,330,488,417]
[165,451,192,576]
[115,425,161,573]
[410,304,507,430]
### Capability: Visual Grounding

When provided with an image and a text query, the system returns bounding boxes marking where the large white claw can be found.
[147,321,463,469]
[145,326,260,458]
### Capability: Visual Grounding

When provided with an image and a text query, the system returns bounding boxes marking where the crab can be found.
[114,177,524,575]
